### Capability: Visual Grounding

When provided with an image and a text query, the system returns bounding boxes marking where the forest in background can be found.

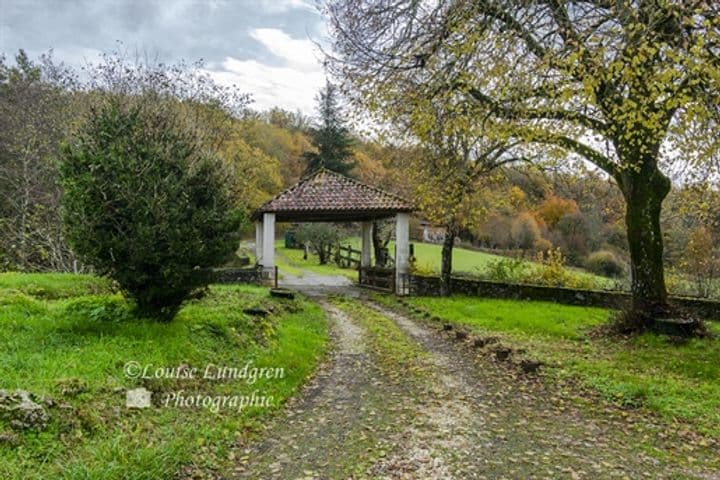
[1,50,719,299]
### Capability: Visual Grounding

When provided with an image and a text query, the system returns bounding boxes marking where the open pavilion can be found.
[251,169,414,293]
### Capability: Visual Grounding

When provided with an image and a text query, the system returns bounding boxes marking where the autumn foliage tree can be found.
[220,124,283,211]
[682,226,719,298]
[401,103,524,294]
[511,213,541,254]
[537,195,579,229]
[327,1,720,330]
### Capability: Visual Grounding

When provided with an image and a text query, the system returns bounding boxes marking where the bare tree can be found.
[0,51,80,271]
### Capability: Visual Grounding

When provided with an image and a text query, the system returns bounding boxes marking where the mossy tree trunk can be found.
[440,223,457,296]
[317,244,330,265]
[616,158,672,324]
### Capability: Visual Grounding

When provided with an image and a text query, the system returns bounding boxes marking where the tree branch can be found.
[473,2,548,58]
[466,86,609,134]
[520,128,620,178]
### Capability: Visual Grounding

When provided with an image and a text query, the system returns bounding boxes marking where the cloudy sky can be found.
[0,0,328,114]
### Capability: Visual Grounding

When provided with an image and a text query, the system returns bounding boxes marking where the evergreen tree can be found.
[60,97,242,321]
[303,80,356,176]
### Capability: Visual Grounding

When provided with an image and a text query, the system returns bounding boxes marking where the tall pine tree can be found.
[303,80,356,177]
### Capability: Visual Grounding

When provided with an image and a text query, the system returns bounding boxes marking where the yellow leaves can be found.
[508,186,527,209]
[581,78,596,100]
[536,195,578,228]
[220,127,283,211]
[337,0,720,181]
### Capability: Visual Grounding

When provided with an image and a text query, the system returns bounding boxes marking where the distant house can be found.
[419,220,446,244]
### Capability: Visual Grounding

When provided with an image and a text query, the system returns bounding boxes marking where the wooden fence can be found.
[326,244,397,270]
[359,267,395,292]
[332,244,362,269]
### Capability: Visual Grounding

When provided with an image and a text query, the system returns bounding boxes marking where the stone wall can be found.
[410,275,720,321]
[213,267,264,285]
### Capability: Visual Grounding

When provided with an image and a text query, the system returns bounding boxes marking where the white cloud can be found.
[257,0,317,14]
[250,27,321,71]
[204,56,325,113]
[205,27,326,114]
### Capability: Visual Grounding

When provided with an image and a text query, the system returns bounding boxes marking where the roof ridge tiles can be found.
[251,168,413,221]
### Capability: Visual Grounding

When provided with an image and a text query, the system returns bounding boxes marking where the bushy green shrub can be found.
[483,257,526,283]
[528,248,575,287]
[586,250,626,278]
[59,98,242,320]
[410,261,436,277]
[517,249,596,289]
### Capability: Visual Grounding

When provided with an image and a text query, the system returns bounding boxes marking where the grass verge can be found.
[0,274,329,479]
[330,296,427,377]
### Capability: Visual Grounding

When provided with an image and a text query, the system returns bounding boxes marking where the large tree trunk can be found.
[619,166,672,322]
[316,243,329,264]
[440,223,457,296]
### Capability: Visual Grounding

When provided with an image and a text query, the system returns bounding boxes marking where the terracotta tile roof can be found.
[252,169,413,221]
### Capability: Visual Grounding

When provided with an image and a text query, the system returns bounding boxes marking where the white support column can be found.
[262,213,276,268]
[395,213,410,295]
[361,221,372,268]
[255,220,264,265]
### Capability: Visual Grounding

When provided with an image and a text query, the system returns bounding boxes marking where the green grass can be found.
[410,241,515,274]
[275,240,358,281]
[345,236,533,274]
[343,237,613,287]
[379,294,720,437]
[273,234,608,288]
[409,241,613,287]
[0,273,329,479]
[401,295,609,340]
[0,272,115,299]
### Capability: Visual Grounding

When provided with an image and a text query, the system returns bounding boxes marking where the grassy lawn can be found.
[267,234,609,289]
[410,241,515,274]
[344,237,504,273]
[344,237,613,288]
[376,294,720,437]
[275,240,358,281]
[408,241,614,287]
[0,272,115,299]
[345,236,539,273]
[0,273,329,479]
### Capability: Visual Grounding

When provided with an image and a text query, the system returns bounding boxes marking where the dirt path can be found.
[233,291,719,479]
[275,251,356,298]
[363,301,718,479]
[234,299,413,478]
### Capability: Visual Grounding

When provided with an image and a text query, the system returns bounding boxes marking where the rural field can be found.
[348,238,614,286]
[2,273,719,478]
[3,1,720,478]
